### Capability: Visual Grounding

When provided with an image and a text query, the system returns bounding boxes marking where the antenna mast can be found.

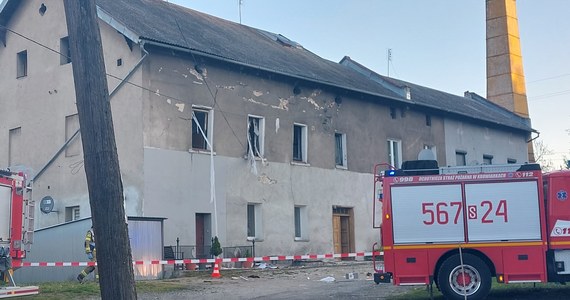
[387,48,392,77]
[239,0,243,24]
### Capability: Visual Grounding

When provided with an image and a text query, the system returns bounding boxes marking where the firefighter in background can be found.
[77,226,98,283]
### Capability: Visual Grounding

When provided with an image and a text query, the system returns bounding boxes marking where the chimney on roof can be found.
[486,0,534,162]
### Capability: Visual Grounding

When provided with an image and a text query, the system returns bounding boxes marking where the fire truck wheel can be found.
[437,253,491,300]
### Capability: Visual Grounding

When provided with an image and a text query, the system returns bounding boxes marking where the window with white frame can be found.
[192,108,212,150]
[293,123,307,162]
[17,50,27,78]
[294,205,308,240]
[247,203,262,240]
[247,116,264,157]
[335,132,347,168]
[387,139,402,168]
[65,206,80,222]
[456,151,467,166]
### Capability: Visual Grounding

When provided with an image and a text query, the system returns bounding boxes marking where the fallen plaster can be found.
[243,97,269,106]
[175,103,185,112]
[188,68,205,80]
[258,174,277,185]
[192,81,204,85]
[253,90,264,97]
[167,99,172,104]
[301,96,322,110]
[271,98,289,111]
[275,118,280,133]
[216,85,236,90]
[155,89,160,96]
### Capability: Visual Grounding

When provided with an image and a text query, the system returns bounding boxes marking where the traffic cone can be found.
[211,258,221,278]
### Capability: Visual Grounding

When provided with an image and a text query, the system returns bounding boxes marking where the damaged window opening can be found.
[247,204,255,237]
[192,109,209,150]
[335,132,347,168]
[247,116,264,158]
[455,151,467,166]
[293,123,307,162]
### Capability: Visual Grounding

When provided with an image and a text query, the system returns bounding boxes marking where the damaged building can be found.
[0,0,533,258]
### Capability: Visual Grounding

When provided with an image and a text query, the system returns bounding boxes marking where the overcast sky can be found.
[170,0,570,167]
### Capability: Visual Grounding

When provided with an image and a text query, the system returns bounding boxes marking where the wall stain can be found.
[258,174,277,185]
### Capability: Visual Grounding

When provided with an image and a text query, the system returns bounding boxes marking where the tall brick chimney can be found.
[486,0,534,161]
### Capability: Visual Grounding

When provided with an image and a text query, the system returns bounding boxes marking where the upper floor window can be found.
[192,108,212,150]
[387,139,402,168]
[60,36,71,65]
[507,158,517,164]
[247,116,264,158]
[293,123,307,162]
[483,154,493,165]
[335,132,347,168]
[17,50,27,78]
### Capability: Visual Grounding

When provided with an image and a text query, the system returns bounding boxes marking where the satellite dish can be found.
[40,196,55,214]
[418,149,435,161]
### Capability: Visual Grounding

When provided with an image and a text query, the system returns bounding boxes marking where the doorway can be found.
[332,207,354,259]
[195,213,212,258]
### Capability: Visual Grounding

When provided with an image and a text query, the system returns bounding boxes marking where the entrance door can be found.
[332,207,354,258]
[195,213,212,258]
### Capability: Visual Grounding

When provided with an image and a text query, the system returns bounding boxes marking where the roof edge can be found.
[96,5,140,44]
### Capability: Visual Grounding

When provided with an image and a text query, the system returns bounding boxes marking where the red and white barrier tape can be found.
[13,251,383,267]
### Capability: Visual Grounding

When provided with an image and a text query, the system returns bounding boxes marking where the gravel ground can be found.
[137,261,415,300]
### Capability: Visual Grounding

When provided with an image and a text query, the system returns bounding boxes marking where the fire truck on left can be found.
[0,169,38,298]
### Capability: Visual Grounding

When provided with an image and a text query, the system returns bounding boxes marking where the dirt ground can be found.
[137,260,415,299]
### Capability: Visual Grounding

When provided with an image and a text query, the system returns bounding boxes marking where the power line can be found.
[527,73,570,84]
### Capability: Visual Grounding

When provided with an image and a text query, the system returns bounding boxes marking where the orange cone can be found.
[211,258,221,278]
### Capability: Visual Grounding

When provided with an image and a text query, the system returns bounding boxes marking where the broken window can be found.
[192,108,211,150]
[387,139,402,168]
[293,123,307,162]
[335,132,347,168]
[60,37,71,65]
[17,50,27,78]
[247,116,264,157]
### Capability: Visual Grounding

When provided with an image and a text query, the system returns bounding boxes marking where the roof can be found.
[0,0,534,133]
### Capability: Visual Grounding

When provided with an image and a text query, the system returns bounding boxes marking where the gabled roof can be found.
[0,0,534,133]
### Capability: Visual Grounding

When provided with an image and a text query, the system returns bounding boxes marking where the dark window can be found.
[335,133,345,166]
[293,124,305,161]
[247,204,255,237]
[507,158,517,164]
[483,155,493,165]
[390,107,397,119]
[456,151,467,166]
[294,207,301,238]
[426,115,432,126]
[17,51,27,78]
[192,110,208,150]
[60,37,71,65]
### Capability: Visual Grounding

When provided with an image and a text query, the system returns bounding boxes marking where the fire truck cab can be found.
[373,160,570,300]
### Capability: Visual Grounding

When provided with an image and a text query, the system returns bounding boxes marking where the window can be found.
[483,155,493,165]
[65,206,80,222]
[247,203,262,240]
[17,50,27,78]
[192,108,212,150]
[60,37,71,65]
[335,132,347,168]
[9,127,22,166]
[390,107,397,119]
[293,123,307,162]
[425,115,432,126]
[507,158,517,164]
[456,151,467,166]
[294,206,308,240]
[65,114,81,157]
[387,139,402,168]
[247,116,264,157]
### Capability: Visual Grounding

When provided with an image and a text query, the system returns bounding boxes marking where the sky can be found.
[170,0,570,167]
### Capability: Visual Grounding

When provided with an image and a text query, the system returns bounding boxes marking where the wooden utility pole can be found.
[63,1,137,299]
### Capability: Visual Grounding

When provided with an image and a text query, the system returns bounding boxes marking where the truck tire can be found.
[437,253,491,300]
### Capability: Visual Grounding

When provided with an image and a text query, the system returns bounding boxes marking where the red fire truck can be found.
[372,160,570,300]
[0,169,38,297]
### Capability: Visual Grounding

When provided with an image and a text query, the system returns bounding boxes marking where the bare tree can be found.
[64,1,137,299]
[533,139,554,171]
